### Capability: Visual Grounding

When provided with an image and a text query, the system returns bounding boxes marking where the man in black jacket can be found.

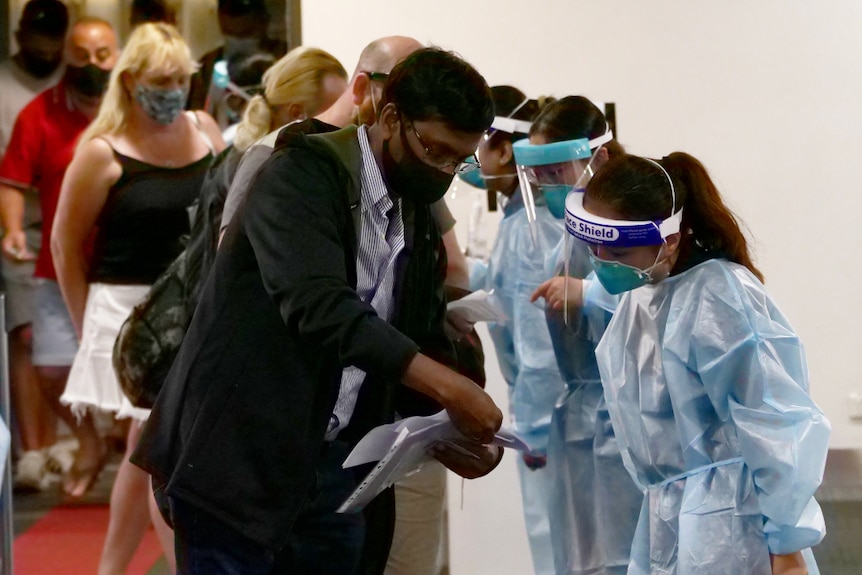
[133,48,502,574]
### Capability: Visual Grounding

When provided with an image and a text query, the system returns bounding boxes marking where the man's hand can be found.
[771,552,807,575]
[428,440,503,479]
[531,276,582,310]
[402,354,503,444]
[2,230,34,262]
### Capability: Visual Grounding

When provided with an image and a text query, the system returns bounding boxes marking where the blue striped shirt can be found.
[326,125,405,439]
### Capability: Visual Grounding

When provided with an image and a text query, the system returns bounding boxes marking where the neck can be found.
[67,88,102,120]
[495,174,519,198]
[367,123,385,168]
[315,91,354,129]
[128,108,182,135]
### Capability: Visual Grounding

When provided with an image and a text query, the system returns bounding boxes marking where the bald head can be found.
[354,35,423,78]
[65,18,118,69]
[316,35,423,128]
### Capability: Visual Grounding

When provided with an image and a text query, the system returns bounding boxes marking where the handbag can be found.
[113,251,192,409]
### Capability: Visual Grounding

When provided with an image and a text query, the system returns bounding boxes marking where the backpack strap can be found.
[306,126,363,246]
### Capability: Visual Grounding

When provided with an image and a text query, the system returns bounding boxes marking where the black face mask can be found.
[64,63,111,98]
[381,124,455,205]
[19,50,61,79]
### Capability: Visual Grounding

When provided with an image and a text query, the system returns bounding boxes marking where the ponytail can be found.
[662,152,764,282]
[232,94,273,152]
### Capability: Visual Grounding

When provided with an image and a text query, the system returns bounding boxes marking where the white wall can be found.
[303,0,862,449]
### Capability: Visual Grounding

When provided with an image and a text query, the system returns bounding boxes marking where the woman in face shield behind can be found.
[467,86,563,575]
[526,97,642,575]
[571,152,829,574]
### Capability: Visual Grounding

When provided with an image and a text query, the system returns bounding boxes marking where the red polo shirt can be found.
[0,80,91,280]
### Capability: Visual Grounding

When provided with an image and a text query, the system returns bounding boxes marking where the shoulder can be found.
[190,111,226,152]
[680,258,761,294]
[77,136,115,163]
[71,137,122,183]
[671,258,792,332]
[15,87,51,123]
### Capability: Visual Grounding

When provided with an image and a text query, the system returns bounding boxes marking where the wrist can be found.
[402,353,459,407]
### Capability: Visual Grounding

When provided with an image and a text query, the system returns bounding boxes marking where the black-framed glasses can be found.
[407,120,480,175]
[362,71,389,83]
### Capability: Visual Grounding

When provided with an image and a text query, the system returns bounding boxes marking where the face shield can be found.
[513,129,613,220]
[565,158,683,294]
[458,114,533,201]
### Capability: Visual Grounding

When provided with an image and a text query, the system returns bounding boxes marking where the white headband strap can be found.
[491,116,533,135]
[588,129,613,150]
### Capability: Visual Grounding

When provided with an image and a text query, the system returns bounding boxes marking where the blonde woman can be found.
[232,45,347,153]
[52,22,225,574]
[191,45,347,292]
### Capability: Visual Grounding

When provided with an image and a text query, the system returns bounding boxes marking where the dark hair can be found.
[228,51,275,88]
[382,47,494,133]
[586,152,764,281]
[131,0,177,26]
[530,95,624,157]
[218,0,266,17]
[483,85,544,150]
[19,0,68,37]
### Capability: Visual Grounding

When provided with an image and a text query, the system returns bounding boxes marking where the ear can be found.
[378,102,400,140]
[287,102,305,121]
[120,70,135,96]
[351,73,369,106]
[593,146,610,169]
[498,140,514,166]
[664,232,682,257]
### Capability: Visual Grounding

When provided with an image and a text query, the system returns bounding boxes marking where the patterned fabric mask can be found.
[135,85,188,125]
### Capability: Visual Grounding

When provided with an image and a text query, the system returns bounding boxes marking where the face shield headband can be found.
[512,130,612,239]
[461,100,535,191]
[565,158,683,247]
[488,97,533,136]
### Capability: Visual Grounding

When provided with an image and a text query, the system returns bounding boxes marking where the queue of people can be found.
[0,1,830,574]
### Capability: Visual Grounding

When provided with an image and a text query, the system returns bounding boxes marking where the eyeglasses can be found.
[407,119,480,175]
[362,71,389,83]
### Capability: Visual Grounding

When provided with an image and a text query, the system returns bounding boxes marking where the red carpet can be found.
[14,505,163,575]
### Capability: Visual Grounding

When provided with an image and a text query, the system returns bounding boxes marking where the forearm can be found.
[51,241,90,337]
[442,229,469,290]
[402,353,502,444]
[401,353,459,406]
[0,185,25,233]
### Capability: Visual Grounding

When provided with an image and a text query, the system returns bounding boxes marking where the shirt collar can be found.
[357,124,395,211]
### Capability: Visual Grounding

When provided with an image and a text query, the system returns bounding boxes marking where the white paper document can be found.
[446,289,506,323]
[337,411,529,513]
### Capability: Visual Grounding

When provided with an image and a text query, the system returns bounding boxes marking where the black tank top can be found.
[91,150,212,284]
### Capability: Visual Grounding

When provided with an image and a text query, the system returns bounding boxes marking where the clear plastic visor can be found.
[513,131,612,233]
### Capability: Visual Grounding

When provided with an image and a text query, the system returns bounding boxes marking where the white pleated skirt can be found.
[61,283,151,421]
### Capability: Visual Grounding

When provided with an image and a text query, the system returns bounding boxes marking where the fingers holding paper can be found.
[402,353,503,445]
[429,440,504,479]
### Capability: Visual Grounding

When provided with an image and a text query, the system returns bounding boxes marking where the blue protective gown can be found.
[544,238,642,575]
[595,258,830,575]
[483,192,567,575]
